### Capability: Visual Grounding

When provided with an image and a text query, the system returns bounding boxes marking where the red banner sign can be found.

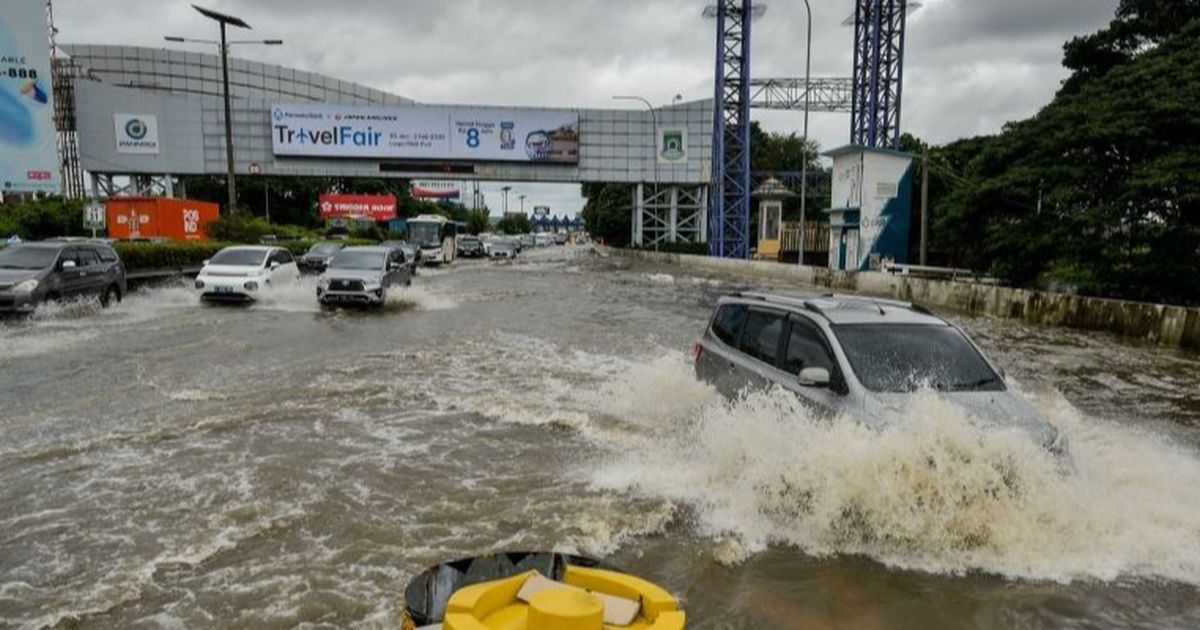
[318,194,398,221]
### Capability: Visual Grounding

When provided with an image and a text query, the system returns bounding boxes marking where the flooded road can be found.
[2,246,1200,629]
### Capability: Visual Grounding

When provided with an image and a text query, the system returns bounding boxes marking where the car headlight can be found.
[13,279,38,293]
[364,280,382,290]
[317,277,330,289]
[244,281,259,291]
[195,278,206,290]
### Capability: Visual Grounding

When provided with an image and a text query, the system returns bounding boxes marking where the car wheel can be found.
[99,284,121,308]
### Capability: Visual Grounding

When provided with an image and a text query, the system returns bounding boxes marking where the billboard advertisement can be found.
[318,194,398,221]
[411,180,461,200]
[0,0,59,193]
[113,114,160,154]
[271,104,579,163]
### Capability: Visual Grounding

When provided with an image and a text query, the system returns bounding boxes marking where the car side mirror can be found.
[798,367,831,388]
[201,259,210,266]
[61,259,77,270]
[270,261,280,270]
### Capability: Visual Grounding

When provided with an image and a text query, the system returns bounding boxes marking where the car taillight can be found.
[692,342,703,361]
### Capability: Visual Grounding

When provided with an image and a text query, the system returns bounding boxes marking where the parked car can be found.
[489,239,517,260]
[317,246,411,308]
[297,242,345,273]
[457,235,486,258]
[0,241,126,313]
[694,292,1068,456]
[553,233,568,246]
[194,246,299,303]
[519,234,536,250]
[381,240,421,274]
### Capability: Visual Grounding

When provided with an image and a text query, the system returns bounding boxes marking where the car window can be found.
[58,248,80,267]
[77,249,102,267]
[832,324,1005,393]
[273,249,294,265]
[738,309,785,366]
[392,249,406,264]
[96,247,118,263]
[784,317,836,374]
[711,304,747,346]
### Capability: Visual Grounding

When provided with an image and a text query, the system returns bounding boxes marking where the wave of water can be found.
[584,358,1200,584]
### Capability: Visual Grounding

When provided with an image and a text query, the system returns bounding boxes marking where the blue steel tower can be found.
[708,0,754,259]
[851,0,908,149]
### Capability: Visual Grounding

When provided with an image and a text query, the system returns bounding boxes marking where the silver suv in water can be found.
[694,292,1067,455]
[316,246,411,308]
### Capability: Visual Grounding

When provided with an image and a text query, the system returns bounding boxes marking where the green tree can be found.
[936,17,1200,304]
[496,213,532,235]
[466,208,491,235]
[0,197,86,240]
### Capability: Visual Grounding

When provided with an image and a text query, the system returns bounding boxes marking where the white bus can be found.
[407,214,457,265]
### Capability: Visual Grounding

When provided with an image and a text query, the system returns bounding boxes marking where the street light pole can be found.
[613,95,658,247]
[218,20,236,213]
[519,194,526,215]
[172,5,275,215]
[501,185,511,215]
[798,0,813,268]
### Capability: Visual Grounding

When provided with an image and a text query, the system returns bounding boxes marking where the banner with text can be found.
[318,194,398,221]
[0,0,60,193]
[410,180,461,200]
[271,104,579,163]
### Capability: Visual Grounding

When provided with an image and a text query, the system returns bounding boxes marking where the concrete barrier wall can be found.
[611,249,1200,351]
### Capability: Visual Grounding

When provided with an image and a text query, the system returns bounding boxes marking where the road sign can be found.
[84,202,106,237]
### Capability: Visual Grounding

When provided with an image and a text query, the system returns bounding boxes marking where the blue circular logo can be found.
[125,118,147,140]
[272,107,285,121]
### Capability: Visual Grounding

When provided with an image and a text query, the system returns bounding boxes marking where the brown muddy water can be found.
[2,246,1199,629]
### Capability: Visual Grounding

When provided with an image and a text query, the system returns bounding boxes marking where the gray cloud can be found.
[54,0,1121,211]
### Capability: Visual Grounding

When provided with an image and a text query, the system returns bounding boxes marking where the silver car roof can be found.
[721,292,946,326]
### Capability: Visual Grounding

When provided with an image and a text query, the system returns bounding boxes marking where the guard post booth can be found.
[823,145,916,271]
[752,177,794,261]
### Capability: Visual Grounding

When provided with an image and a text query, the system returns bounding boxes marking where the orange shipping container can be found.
[105,197,220,241]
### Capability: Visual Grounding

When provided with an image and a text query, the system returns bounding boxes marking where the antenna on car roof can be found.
[869,298,886,315]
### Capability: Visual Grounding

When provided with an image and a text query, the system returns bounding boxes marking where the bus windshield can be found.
[409,222,444,247]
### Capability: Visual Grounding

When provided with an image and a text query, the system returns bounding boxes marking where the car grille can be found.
[205,271,250,278]
[0,283,11,291]
[0,295,13,306]
[329,279,365,292]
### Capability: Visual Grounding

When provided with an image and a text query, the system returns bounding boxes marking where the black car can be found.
[457,236,485,258]
[297,242,344,273]
[381,240,420,274]
[0,241,127,313]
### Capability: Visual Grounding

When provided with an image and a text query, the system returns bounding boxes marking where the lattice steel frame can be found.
[851,0,908,149]
[708,0,753,259]
[749,77,854,112]
[633,184,708,247]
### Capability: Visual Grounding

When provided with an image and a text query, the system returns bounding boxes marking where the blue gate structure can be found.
[851,0,909,149]
[708,0,754,259]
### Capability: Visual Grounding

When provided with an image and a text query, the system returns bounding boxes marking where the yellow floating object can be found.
[441,566,686,630]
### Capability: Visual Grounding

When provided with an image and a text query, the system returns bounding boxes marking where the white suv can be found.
[195,246,299,303]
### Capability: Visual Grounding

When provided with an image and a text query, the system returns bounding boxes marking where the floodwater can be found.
[2,246,1199,629]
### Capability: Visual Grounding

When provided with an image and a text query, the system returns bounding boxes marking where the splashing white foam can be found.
[589,361,1200,584]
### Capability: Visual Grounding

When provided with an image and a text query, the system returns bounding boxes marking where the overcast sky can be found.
[55,0,1118,215]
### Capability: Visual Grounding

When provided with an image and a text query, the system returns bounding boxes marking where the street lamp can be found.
[518,194,526,215]
[797,0,813,268]
[165,5,281,215]
[612,95,658,247]
[501,185,512,215]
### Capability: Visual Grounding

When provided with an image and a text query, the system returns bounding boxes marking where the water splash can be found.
[588,361,1200,584]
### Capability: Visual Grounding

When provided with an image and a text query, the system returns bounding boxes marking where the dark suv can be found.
[0,241,127,313]
[457,236,485,258]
